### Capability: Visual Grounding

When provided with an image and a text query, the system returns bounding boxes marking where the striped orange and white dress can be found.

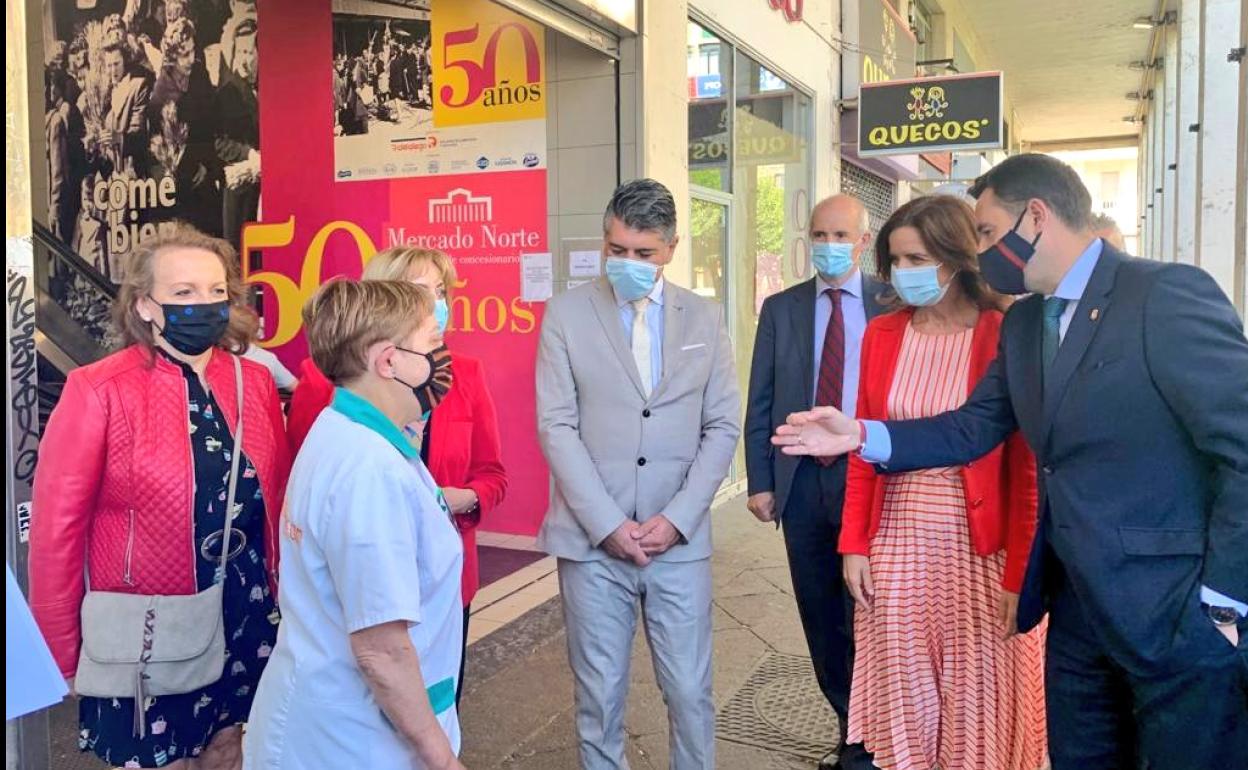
[846,323,1047,770]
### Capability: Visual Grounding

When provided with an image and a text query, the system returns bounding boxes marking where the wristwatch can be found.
[1203,603,1241,627]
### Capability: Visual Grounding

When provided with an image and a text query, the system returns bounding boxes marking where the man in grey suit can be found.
[536,179,741,770]
[744,194,886,770]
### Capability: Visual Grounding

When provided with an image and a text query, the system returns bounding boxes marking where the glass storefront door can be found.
[689,188,744,484]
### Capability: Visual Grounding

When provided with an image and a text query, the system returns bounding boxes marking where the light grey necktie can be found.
[631,297,652,397]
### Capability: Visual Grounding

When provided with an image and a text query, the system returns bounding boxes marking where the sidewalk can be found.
[47,494,836,769]
[459,494,839,769]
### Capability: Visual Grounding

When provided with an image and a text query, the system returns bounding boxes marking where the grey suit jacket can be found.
[536,277,741,563]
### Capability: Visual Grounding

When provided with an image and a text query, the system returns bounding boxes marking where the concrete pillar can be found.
[1196,0,1242,296]
[1150,76,1165,259]
[1175,0,1202,265]
[1237,0,1248,315]
[1138,131,1149,257]
[637,0,691,280]
[1161,25,1179,261]
[5,0,52,765]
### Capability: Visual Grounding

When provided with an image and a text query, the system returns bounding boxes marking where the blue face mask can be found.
[605,257,660,302]
[891,265,951,307]
[434,298,450,333]
[811,241,856,280]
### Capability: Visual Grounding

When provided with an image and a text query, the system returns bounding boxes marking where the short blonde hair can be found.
[303,280,434,385]
[113,222,258,356]
[362,246,457,296]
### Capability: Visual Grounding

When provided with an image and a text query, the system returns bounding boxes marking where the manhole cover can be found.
[716,653,840,760]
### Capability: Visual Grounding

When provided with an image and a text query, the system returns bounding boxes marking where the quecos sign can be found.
[858,71,1003,157]
[433,0,546,127]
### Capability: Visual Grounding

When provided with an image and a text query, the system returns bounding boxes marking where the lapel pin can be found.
[1089,308,1100,321]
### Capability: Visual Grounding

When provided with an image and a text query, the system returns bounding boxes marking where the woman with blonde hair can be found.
[286,247,507,703]
[30,223,290,769]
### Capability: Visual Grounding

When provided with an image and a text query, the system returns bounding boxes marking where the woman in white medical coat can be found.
[244,280,464,770]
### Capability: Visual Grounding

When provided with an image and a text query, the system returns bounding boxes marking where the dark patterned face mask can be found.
[977,209,1042,295]
[152,299,230,355]
[395,344,453,414]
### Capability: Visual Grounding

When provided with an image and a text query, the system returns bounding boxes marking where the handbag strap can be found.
[216,355,245,580]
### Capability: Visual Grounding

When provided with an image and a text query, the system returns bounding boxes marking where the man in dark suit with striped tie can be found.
[745,194,888,770]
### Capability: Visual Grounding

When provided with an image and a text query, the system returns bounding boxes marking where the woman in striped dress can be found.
[839,196,1047,769]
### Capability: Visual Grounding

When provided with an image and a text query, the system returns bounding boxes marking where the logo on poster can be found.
[429,188,494,223]
[523,153,540,168]
[476,156,491,169]
[392,136,439,152]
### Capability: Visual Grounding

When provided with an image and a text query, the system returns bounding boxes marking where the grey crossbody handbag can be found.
[74,355,245,737]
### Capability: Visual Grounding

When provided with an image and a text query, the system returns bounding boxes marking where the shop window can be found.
[687,21,732,193]
[733,49,812,316]
[687,19,813,488]
[911,1,933,64]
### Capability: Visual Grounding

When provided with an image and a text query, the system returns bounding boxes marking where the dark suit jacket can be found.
[745,274,888,520]
[883,246,1248,675]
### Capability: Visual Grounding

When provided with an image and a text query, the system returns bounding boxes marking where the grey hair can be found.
[603,179,678,242]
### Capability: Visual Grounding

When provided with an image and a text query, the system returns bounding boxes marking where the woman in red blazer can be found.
[30,225,290,769]
[286,247,507,701]
[837,196,1046,769]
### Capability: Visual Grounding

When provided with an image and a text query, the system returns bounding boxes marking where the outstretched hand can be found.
[771,407,861,458]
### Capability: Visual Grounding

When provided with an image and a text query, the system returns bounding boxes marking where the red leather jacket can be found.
[30,346,291,678]
[839,308,1039,592]
[287,352,507,606]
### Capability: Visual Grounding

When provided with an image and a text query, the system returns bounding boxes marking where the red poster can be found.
[254,0,549,535]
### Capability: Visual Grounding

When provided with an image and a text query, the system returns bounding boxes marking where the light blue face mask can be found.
[811,241,855,280]
[605,257,660,302]
[891,265,951,307]
[434,298,450,333]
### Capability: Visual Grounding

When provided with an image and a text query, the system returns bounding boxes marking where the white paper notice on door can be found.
[521,252,554,302]
[568,250,602,278]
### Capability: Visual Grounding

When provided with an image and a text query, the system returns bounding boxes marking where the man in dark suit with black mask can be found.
[774,154,1248,770]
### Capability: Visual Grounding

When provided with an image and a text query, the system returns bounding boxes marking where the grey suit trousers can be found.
[558,557,714,770]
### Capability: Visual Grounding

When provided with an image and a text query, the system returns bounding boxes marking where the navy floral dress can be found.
[79,355,279,768]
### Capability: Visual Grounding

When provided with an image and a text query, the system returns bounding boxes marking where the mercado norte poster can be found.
[255,0,551,535]
[331,0,548,182]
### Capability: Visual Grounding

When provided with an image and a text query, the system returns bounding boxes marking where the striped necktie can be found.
[814,288,844,466]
